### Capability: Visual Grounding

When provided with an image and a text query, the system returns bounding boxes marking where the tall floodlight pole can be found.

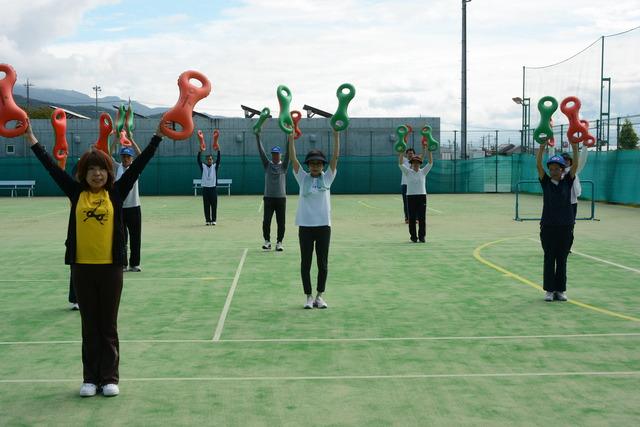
[23,79,35,110]
[461,0,471,159]
[92,85,102,117]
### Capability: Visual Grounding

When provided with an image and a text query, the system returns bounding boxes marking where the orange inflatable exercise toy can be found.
[560,96,589,145]
[51,108,69,169]
[212,129,220,151]
[0,64,29,138]
[119,130,132,147]
[94,113,113,155]
[197,130,206,151]
[290,111,302,140]
[161,70,211,140]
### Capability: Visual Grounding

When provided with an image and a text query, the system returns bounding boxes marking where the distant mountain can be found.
[12,86,220,118]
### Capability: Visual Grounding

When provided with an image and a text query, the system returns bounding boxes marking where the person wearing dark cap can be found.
[397,148,433,243]
[111,138,143,272]
[289,130,340,309]
[256,133,289,251]
[536,140,579,302]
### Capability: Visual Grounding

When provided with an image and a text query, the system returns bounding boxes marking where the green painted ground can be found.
[1,194,638,426]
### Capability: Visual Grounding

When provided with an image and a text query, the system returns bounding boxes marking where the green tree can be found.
[618,119,639,150]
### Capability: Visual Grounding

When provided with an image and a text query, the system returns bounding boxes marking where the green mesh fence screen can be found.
[2,150,638,204]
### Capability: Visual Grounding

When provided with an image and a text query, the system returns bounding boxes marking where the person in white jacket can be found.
[562,145,589,220]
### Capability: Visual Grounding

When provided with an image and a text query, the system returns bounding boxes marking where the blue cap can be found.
[547,155,566,168]
[120,147,135,156]
[271,146,282,154]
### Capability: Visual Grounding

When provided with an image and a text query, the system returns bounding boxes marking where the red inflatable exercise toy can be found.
[119,130,132,147]
[0,64,29,138]
[290,110,302,140]
[579,119,596,147]
[94,113,113,155]
[51,108,68,169]
[404,124,413,143]
[197,130,206,151]
[212,129,220,151]
[161,70,212,140]
[560,96,589,144]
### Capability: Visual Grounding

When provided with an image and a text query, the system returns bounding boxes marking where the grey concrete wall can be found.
[1,116,440,159]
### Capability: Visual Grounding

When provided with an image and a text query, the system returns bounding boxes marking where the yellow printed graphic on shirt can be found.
[75,189,114,264]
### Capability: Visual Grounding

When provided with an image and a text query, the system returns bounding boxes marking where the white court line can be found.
[357,200,376,209]
[2,332,639,346]
[0,277,233,283]
[212,248,248,341]
[258,199,263,213]
[528,238,640,274]
[428,207,443,214]
[2,371,638,384]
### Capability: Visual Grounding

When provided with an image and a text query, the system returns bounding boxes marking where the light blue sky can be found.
[2,0,639,134]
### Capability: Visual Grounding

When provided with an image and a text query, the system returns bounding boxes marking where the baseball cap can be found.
[119,147,135,156]
[546,155,566,168]
[271,146,282,153]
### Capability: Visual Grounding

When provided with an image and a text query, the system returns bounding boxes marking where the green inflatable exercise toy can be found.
[277,85,293,134]
[394,125,408,153]
[253,107,271,135]
[330,83,355,132]
[125,101,135,135]
[533,96,558,144]
[115,104,127,134]
[420,125,439,152]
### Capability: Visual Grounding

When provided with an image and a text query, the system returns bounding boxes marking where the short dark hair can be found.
[405,148,416,154]
[76,148,115,191]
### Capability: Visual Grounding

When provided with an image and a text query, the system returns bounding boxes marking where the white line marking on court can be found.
[258,199,263,213]
[212,248,248,341]
[357,200,376,209]
[2,371,638,384]
[0,277,232,283]
[528,238,640,274]
[428,207,443,214]
[2,332,639,346]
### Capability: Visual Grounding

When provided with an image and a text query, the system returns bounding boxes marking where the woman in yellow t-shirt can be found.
[24,121,166,398]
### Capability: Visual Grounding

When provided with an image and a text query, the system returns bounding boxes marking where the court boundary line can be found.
[0,277,235,283]
[2,332,639,346]
[474,237,640,322]
[212,248,248,341]
[357,200,377,209]
[2,370,638,384]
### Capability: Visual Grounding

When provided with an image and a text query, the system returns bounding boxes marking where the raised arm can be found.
[427,150,433,165]
[130,136,142,156]
[255,133,269,166]
[25,123,78,198]
[398,151,405,165]
[576,144,588,174]
[288,132,299,173]
[568,142,579,178]
[196,147,203,173]
[116,122,164,196]
[215,148,221,170]
[329,130,340,173]
[536,142,546,180]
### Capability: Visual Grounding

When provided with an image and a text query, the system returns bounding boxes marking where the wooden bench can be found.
[0,180,36,197]
[193,178,232,196]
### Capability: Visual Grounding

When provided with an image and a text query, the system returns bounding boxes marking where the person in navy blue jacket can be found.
[536,140,579,302]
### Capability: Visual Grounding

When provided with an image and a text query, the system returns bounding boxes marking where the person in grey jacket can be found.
[256,133,289,251]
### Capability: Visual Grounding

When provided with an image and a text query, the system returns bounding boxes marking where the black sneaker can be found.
[410,238,418,243]
[419,238,425,243]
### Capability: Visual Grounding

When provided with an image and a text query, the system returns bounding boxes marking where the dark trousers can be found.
[263,197,286,242]
[68,267,77,303]
[401,184,408,220]
[71,264,123,385]
[572,203,578,220]
[299,226,331,295]
[202,186,218,222]
[540,225,574,292]
[407,194,427,240]
[122,206,142,267]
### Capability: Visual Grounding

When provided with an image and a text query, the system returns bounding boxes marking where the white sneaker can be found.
[304,295,314,309]
[102,383,120,397]
[262,240,272,250]
[544,291,554,302]
[555,292,568,301]
[211,221,217,226]
[129,266,141,272]
[79,383,97,397]
[275,241,283,252]
[69,303,79,311]
[314,295,328,309]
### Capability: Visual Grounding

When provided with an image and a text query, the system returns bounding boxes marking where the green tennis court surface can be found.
[1,194,638,426]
